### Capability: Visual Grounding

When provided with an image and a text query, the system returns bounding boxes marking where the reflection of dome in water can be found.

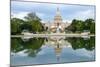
[44,37,72,61]
[55,48,62,56]
[45,37,71,48]
[21,37,32,41]
[54,47,62,61]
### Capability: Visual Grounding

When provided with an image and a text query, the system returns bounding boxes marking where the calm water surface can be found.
[11,36,95,66]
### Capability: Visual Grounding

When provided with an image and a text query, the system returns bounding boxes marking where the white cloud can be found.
[62,20,72,23]
[11,1,95,22]
[71,9,95,20]
[36,12,45,18]
[11,12,29,19]
[11,9,95,22]
[16,50,28,56]
[41,20,46,23]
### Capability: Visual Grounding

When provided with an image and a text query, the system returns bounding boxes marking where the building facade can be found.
[43,7,71,33]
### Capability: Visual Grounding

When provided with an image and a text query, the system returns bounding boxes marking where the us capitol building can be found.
[43,7,71,33]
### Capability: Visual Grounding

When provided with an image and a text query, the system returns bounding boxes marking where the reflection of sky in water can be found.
[11,45,95,66]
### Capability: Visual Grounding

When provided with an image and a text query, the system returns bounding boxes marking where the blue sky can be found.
[11,1,95,23]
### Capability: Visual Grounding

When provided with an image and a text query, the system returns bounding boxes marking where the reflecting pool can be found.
[11,36,95,66]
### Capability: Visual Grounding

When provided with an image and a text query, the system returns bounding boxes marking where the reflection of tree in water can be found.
[11,38,24,53]
[85,37,95,51]
[11,36,95,58]
[66,37,95,51]
[11,38,45,57]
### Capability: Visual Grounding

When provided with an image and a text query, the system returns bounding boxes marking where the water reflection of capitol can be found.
[22,36,72,61]
[44,36,71,61]
[21,36,92,61]
[20,35,94,62]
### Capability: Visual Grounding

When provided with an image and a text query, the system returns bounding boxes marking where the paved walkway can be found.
[11,34,95,38]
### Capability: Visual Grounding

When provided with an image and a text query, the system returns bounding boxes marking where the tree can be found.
[66,18,95,34]
[84,18,95,34]
[20,22,32,32]
[90,22,95,34]
[24,12,41,22]
[66,19,77,32]
[75,20,84,32]
[30,20,43,33]
[84,18,94,30]
[11,18,25,35]
[66,19,84,33]
[24,12,44,33]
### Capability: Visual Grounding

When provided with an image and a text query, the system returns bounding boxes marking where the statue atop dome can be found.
[54,7,62,24]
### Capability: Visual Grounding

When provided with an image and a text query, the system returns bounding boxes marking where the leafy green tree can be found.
[30,20,43,33]
[90,21,95,34]
[24,12,41,22]
[11,18,25,34]
[20,22,32,32]
[75,20,84,32]
[66,19,84,33]
[66,19,77,32]
[84,18,95,34]
[66,18,95,34]
[84,18,94,30]
[24,12,44,33]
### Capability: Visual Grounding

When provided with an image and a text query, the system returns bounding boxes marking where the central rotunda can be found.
[43,7,71,33]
